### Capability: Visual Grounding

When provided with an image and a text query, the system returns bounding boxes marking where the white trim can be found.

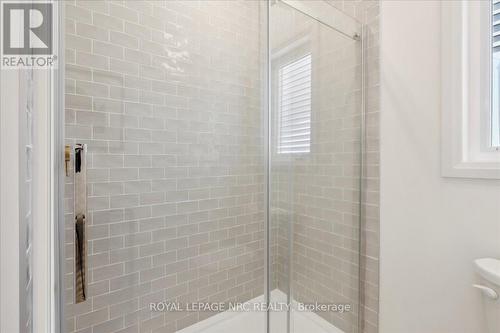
[33,1,60,331]
[441,0,500,179]
[32,67,52,333]
[0,68,21,333]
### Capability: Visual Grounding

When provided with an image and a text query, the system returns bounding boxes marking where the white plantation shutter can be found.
[493,0,500,53]
[278,54,312,154]
[493,0,500,146]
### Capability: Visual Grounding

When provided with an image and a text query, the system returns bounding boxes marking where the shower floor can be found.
[177,290,344,333]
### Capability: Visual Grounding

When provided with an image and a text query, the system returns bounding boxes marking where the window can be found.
[491,0,500,148]
[278,54,312,154]
[441,1,500,179]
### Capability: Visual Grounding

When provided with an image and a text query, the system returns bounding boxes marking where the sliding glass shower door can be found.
[59,1,362,333]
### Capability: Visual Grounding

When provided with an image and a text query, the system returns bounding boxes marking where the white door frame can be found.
[0,66,21,333]
[0,1,63,332]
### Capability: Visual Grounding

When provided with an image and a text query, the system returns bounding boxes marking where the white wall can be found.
[379,1,500,332]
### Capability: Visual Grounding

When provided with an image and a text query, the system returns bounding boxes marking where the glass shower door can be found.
[59,1,362,332]
[269,1,363,332]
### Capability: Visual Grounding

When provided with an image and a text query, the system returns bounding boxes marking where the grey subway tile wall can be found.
[326,2,380,332]
[269,2,362,332]
[63,1,380,333]
[64,1,266,332]
[269,1,380,332]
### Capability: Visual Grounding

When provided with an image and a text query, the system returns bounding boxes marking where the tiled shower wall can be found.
[63,1,265,332]
[352,2,380,333]
[308,2,380,333]
[330,1,380,332]
[63,1,380,333]
[270,1,380,333]
[270,3,363,332]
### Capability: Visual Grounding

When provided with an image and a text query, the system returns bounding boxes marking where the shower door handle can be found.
[74,144,87,303]
[75,213,86,302]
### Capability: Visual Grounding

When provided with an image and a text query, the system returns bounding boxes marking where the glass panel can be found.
[61,1,362,332]
[269,1,362,333]
[19,69,35,333]
[63,1,266,332]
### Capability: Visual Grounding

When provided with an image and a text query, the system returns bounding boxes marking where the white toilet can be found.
[474,258,500,333]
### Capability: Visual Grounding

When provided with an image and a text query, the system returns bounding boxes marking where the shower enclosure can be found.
[59,1,363,333]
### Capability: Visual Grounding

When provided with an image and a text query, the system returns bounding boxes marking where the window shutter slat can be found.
[278,54,312,154]
[494,2,500,51]
[494,1,500,147]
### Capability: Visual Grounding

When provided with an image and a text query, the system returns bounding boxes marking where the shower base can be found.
[177,290,344,333]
